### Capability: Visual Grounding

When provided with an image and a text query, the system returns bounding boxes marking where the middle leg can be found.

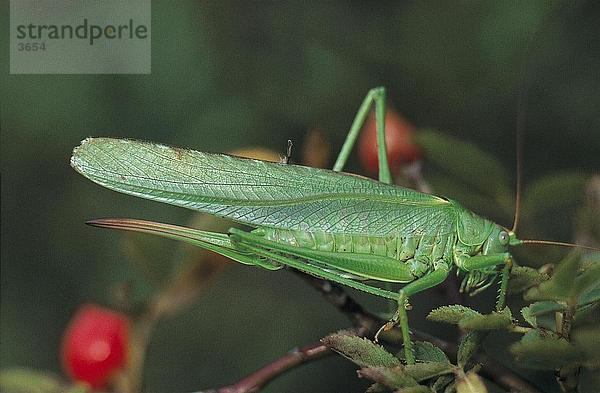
[377,265,450,365]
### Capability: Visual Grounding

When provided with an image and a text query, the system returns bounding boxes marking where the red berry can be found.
[61,304,129,388]
[358,107,421,175]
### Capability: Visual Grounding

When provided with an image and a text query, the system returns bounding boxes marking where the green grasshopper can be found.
[70,87,591,365]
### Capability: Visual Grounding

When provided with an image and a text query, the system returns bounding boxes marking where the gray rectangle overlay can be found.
[10,0,151,74]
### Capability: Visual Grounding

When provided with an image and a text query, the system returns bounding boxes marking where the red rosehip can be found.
[61,304,129,388]
[358,107,421,175]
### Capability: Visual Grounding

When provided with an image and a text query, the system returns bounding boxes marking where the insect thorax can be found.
[256,227,457,277]
[454,209,508,294]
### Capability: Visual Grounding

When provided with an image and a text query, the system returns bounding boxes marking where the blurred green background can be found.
[2,1,599,392]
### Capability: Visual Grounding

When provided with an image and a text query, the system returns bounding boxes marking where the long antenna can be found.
[511,64,527,233]
[522,239,600,252]
[511,7,562,233]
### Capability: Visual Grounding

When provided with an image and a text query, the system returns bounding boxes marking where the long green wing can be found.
[71,138,457,237]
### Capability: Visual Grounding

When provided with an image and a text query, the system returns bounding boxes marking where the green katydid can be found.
[70,87,594,365]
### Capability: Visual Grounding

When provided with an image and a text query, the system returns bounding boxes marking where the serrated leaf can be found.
[0,369,69,393]
[405,362,455,382]
[456,371,488,393]
[322,333,400,368]
[457,331,483,368]
[509,266,549,294]
[427,305,480,325]
[520,306,536,328]
[413,341,450,363]
[458,308,512,331]
[357,366,418,389]
[510,335,582,370]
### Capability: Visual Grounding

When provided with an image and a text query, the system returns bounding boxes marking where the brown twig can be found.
[213,342,331,393]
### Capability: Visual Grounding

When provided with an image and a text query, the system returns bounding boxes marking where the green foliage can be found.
[415,130,511,201]
[412,341,450,364]
[323,332,472,393]
[521,171,591,220]
[421,250,600,391]
[521,301,564,328]
[524,251,582,301]
[458,308,513,331]
[427,306,512,331]
[404,362,455,382]
[510,252,600,376]
[357,366,420,390]
[510,332,582,370]
[415,130,512,218]
[457,332,483,368]
[572,328,600,369]
[508,265,550,294]
[426,305,480,325]
[322,333,401,368]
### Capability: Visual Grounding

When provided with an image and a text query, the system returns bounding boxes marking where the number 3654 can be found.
[17,42,46,51]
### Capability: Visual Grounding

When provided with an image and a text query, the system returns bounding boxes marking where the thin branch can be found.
[213,342,330,393]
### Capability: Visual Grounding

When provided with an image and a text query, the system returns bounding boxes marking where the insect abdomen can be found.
[259,227,455,267]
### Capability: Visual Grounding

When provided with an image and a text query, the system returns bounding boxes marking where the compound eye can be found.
[498,231,509,245]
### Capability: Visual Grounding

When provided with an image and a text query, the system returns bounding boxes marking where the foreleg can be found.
[460,252,513,311]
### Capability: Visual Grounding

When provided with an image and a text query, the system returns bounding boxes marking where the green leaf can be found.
[427,305,480,325]
[521,301,565,328]
[405,362,455,382]
[432,374,454,392]
[457,331,483,368]
[458,308,512,331]
[522,171,590,220]
[578,286,600,307]
[415,130,511,202]
[508,266,549,294]
[573,302,600,328]
[357,366,418,389]
[413,341,450,363]
[424,174,497,218]
[525,252,581,301]
[455,371,488,393]
[573,262,600,300]
[510,334,582,370]
[322,333,401,368]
